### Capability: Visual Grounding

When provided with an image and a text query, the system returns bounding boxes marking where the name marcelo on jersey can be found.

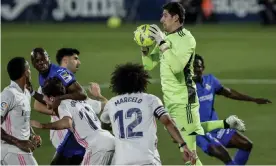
[115,97,142,106]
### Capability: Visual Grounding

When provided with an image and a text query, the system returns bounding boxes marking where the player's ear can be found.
[173,14,179,23]
[49,97,54,102]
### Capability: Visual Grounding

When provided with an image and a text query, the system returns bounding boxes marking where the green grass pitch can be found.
[1,23,276,165]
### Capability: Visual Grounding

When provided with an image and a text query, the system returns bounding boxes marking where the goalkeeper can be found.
[140,2,245,165]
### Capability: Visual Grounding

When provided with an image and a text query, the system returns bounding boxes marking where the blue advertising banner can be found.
[1,0,166,22]
[1,0,262,22]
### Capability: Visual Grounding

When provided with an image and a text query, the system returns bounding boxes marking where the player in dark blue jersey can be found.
[193,54,271,165]
[28,48,87,165]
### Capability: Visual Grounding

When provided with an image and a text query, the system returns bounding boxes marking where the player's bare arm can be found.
[159,114,196,164]
[26,80,46,105]
[30,126,42,148]
[1,116,36,152]
[59,82,87,101]
[31,116,72,130]
[217,86,272,104]
[26,81,56,115]
[51,82,87,109]
[33,100,56,115]
[88,82,108,112]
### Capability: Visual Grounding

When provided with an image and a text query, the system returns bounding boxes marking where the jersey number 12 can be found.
[114,108,143,139]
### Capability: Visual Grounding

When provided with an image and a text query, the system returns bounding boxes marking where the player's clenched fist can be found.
[182,146,197,165]
[88,82,101,98]
[15,140,36,153]
[30,135,42,148]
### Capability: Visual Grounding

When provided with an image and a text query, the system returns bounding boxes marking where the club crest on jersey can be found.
[205,84,211,91]
[59,70,72,83]
[1,102,8,111]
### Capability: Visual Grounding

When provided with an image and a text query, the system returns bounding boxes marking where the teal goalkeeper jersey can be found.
[142,27,198,109]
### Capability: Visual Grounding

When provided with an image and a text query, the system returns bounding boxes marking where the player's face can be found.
[160,10,178,32]
[32,53,50,74]
[66,54,81,74]
[193,58,204,80]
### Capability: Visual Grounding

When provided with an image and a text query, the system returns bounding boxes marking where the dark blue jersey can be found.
[196,74,223,122]
[39,64,76,87]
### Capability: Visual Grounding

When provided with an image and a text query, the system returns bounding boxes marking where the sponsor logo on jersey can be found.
[1,102,8,111]
[198,93,213,102]
[205,84,211,91]
[59,70,72,83]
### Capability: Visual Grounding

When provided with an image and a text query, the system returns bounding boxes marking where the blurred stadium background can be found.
[1,0,276,165]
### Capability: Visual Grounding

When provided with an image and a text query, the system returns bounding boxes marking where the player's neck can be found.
[193,76,203,84]
[41,64,51,78]
[168,24,183,34]
[60,63,73,73]
[15,79,26,92]
[60,63,66,69]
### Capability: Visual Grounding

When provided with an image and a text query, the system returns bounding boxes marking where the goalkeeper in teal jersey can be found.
[140,2,246,165]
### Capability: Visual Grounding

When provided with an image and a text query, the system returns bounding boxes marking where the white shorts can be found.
[50,129,67,149]
[81,149,114,165]
[1,152,38,165]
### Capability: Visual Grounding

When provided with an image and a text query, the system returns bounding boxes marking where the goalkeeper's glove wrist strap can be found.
[160,42,169,52]
[159,40,166,46]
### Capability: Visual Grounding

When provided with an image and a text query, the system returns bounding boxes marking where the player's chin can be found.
[39,68,48,74]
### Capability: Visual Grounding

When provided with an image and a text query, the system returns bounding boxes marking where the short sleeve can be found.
[58,102,72,119]
[1,90,15,117]
[86,98,101,114]
[56,69,76,87]
[211,75,223,92]
[100,102,111,123]
[149,95,168,119]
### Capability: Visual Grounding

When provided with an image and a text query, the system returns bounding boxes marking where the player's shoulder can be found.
[203,74,220,83]
[168,27,195,45]
[142,93,163,105]
[143,93,159,100]
[54,65,71,74]
[60,99,74,108]
[1,87,16,98]
[2,86,18,96]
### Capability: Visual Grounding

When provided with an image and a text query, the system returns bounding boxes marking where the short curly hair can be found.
[110,63,151,95]
[194,53,205,67]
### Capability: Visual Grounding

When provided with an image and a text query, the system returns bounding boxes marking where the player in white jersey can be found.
[100,63,197,165]
[1,57,41,165]
[31,77,115,165]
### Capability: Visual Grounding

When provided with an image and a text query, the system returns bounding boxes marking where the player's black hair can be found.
[194,54,205,67]
[110,63,151,95]
[163,2,185,23]
[56,48,80,65]
[42,77,66,97]
[31,47,49,61]
[7,57,27,81]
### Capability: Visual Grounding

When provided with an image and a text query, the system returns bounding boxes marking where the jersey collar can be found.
[167,25,184,35]
[10,81,26,94]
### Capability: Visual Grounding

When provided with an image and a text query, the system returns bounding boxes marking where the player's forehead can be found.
[194,58,203,66]
[32,52,48,61]
[70,54,79,59]
[162,10,170,16]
